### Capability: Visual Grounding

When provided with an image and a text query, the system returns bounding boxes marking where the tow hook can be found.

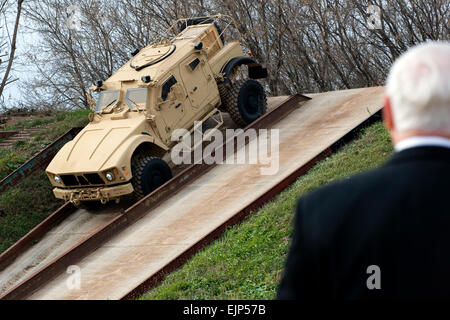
[69,192,80,206]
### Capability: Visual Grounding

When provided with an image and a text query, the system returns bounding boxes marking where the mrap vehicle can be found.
[46,15,268,206]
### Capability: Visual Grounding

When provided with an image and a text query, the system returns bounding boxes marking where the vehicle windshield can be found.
[126,88,147,111]
[96,90,120,113]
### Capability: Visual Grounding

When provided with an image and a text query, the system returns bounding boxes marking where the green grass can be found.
[0,172,63,253]
[0,109,90,253]
[139,121,393,300]
[6,110,89,132]
[7,117,54,130]
[0,150,27,180]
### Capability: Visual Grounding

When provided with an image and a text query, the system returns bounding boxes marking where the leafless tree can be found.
[0,0,24,108]
[19,0,450,110]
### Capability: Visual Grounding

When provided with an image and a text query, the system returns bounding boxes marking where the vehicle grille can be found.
[85,173,104,185]
[60,173,105,186]
[60,175,79,186]
[77,175,89,185]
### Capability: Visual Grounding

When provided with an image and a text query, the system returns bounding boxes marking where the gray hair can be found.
[386,41,450,132]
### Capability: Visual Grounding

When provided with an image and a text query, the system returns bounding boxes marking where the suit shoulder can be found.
[301,166,388,210]
[296,166,394,241]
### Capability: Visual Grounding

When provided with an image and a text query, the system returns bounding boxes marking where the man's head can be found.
[384,41,450,144]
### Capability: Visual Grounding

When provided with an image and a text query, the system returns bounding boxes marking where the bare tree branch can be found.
[0,0,23,101]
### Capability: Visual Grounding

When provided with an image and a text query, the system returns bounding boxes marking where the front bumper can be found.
[53,183,134,204]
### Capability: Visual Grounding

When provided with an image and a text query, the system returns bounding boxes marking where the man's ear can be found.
[383,96,395,131]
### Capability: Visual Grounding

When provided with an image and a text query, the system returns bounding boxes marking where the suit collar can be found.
[394,136,450,152]
[386,146,450,167]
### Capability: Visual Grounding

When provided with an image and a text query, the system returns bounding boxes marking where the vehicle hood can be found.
[47,119,144,174]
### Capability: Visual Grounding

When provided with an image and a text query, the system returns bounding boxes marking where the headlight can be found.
[105,172,114,181]
[54,175,61,184]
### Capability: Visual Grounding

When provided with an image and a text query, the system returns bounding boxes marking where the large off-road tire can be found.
[219,79,267,127]
[131,152,173,199]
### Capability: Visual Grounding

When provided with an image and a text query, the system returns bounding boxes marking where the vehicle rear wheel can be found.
[131,152,173,199]
[219,79,267,127]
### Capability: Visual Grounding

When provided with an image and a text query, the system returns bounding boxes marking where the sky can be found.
[1,4,40,108]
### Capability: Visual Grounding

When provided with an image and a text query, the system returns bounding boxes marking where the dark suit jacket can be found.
[277,146,450,299]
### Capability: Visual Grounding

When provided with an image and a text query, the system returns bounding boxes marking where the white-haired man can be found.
[278,41,450,299]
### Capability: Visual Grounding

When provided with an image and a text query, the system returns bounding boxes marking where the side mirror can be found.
[194,41,203,50]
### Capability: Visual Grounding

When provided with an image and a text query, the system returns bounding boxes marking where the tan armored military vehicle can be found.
[46,15,268,205]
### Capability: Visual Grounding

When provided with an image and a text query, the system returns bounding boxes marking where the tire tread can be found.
[218,79,267,127]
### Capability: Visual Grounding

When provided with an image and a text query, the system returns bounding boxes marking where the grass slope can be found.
[0,110,90,253]
[0,110,89,180]
[140,121,393,300]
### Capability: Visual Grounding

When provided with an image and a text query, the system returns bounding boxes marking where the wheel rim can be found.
[246,93,260,114]
[238,81,264,123]
[139,158,172,196]
[144,167,168,194]
[150,172,164,187]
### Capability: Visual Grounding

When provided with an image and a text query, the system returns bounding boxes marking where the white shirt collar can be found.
[394,136,450,152]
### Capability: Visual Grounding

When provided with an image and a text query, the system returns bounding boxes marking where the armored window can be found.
[161,75,177,101]
[96,90,120,113]
[189,58,200,71]
[126,88,147,111]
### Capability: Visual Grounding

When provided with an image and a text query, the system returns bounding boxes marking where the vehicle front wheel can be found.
[131,153,173,199]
